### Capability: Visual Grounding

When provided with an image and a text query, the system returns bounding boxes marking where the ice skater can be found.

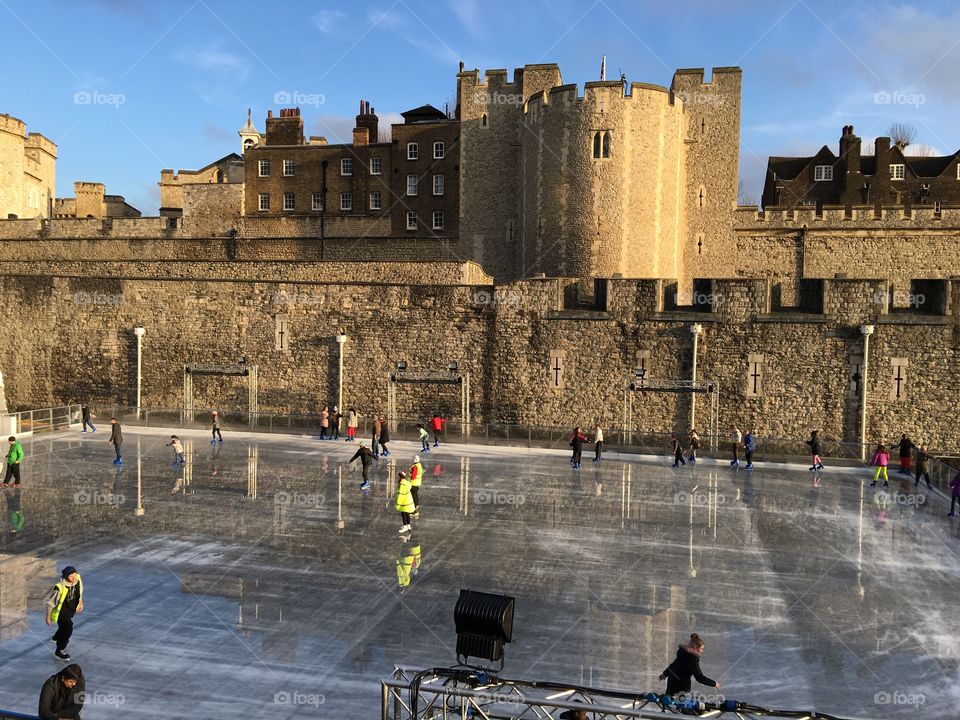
[166,435,185,465]
[379,417,391,457]
[671,434,686,468]
[349,440,374,489]
[743,429,756,471]
[730,425,741,467]
[1,435,23,487]
[38,664,85,719]
[410,454,424,517]
[949,472,960,517]
[687,429,701,463]
[569,426,587,469]
[869,442,890,488]
[108,418,123,464]
[659,633,720,697]
[320,406,330,439]
[805,430,824,471]
[897,434,914,474]
[592,424,604,463]
[80,403,96,433]
[430,414,445,447]
[346,407,358,441]
[914,444,931,489]
[45,566,83,661]
[417,423,430,452]
[372,416,382,458]
[211,411,223,444]
[395,470,415,534]
[332,406,341,440]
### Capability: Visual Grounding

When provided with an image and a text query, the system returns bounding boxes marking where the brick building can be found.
[763,125,960,210]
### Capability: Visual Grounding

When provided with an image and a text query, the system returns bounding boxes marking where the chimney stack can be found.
[355,99,379,144]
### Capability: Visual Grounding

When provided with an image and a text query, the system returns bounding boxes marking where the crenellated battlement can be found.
[0,113,27,138]
[524,80,676,114]
[735,204,960,229]
[24,133,57,157]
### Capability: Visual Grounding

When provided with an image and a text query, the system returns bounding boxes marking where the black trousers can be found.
[53,615,74,651]
[595,441,603,460]
[951,495,960,513]
[915,470,930,486]
[572,447,582,464]
[3,464,21,484]
[113,443,122,460]
[674,448,685,465]
[745,450,754,465]
[212,428,223,441]
[400,512,411,525]
[411,486,420,508]
[732,442,739,462]
[361,465,370,483]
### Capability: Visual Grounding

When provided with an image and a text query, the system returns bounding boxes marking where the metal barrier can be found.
[381,666,862,720]
[12,404,80,435]
[0,710,38,720]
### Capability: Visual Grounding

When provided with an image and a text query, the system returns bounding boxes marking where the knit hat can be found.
[61,566,78,578]
[413,455,420,463]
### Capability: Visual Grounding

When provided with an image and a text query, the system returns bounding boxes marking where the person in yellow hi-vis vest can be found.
[395,471,415,534]
[410,455,425,518]
[45,566,83,661]
[396,544,423,588]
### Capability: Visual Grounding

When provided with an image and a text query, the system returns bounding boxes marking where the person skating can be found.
[80,403,96,433]
[346,407,358,441]
[417,423,430,452]
[805,430,824,471]
[430,414,445,447]
[319,405,330,440]
[687,429,701,463]
[410,455,424,517]
[569,426,587,469]
[730,425,742,467]
[379,417,391,456]
[869,442,890,488]
[671,434,686,468]
[349,440,374,489]
[45,566,83,660]
[108,418,123,464]
[1,435,23,488]
[658,633,720,697]
[948,472,960,517]
[914,444,931,489]
[395,470,415,534]
[592,424,604,463]
[332,405,341,440]
[897,434,914,474]
[38,664,85,720]
[166,435,185,465]
[211,411,223,444]
[743,429,756,471]
[372,416,382,459]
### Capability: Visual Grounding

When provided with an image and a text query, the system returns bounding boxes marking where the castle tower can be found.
[238,109,262,154]
[0,114,57,220]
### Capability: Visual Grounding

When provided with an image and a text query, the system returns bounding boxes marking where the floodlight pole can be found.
[859,324,874,462]
[689,324,702,429]
[336,332,347,413]
[133,327,145,419]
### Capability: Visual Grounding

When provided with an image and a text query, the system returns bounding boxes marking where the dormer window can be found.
[814,165,833,182]
[890,163,905,181]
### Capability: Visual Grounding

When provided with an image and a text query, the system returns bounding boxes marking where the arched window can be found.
[592,132,601,158]
[602,131,611,158]
[481,113,488,128]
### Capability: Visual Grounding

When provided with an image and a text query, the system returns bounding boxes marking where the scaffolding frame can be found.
[623,378,720,451]
[183,363,258,428]
[386,369,470,436]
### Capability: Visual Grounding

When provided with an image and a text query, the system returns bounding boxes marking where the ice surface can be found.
[0,428,958,719]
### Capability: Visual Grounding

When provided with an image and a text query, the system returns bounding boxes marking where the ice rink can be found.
[0,427,958,718]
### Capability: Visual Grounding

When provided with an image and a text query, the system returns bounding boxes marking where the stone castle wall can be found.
[0,270,956,448]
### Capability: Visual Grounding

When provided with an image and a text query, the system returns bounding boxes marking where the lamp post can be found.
[689,324,702,429]
[133,327,145,420]
[320,159,328,260]
[859,324,874,461]
[336,331,347,414]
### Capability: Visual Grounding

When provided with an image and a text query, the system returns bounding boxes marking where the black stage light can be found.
[454,589,515,666]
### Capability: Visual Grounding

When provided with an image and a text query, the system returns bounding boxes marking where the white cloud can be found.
[175,42,249,80]
[367,6,460,65]
[313,10,347,35]
[449,0,482,34]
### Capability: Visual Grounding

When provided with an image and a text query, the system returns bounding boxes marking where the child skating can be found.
[869,442,890,488]
[671,434,686,467]
[166,435,185,465]
[395,470,415,534]
[805,430,824,471]
[417,423,430,453]
[211,411,223,444]
[688,429,701,463]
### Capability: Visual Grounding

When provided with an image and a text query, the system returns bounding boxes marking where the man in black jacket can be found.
[897,434,914,474]
[349,441,374,489]
[108,418,123,464]
[38,664,84,720]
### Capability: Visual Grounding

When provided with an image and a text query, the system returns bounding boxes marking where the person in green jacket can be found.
[2,436,23,487]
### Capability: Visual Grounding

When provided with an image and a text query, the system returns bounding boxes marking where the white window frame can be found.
[890,163,905,181]
[283,159,295,177]
[956,163,959,180]
[432,210,444,230]
[814,165,833,182]
[340,192,352,211]
[283,192,295,211]
[433,141,444,160]
[369,191,382,210]
[341,158,352,176]
[406,211,417,230]
[407,142,419,160]
[258,159,270,177]
[311,192,323,211]
[407,175,418,196]
[433,175,444,196]
[258,193,270,211]
[370,157,382,175]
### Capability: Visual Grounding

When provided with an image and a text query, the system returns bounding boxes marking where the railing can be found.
[0,710,38,720]
[11,404,80,434]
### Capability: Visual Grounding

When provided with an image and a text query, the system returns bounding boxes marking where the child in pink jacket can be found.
[869,443,890,488]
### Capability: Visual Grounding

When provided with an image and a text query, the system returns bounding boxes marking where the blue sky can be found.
[2,0,957,212]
